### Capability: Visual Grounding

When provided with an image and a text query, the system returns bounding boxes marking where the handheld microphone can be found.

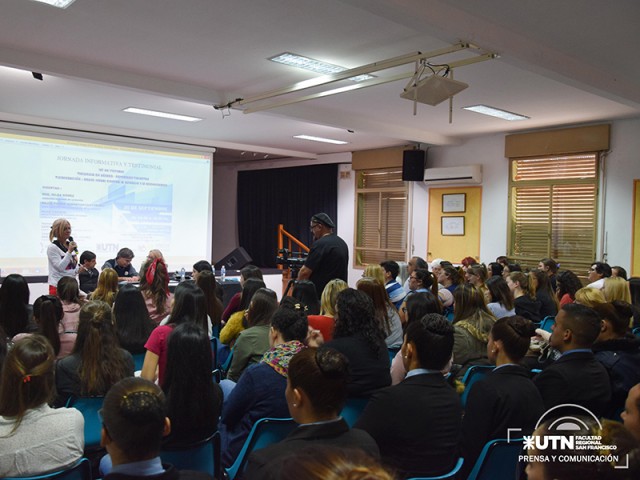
[68,236,79,254]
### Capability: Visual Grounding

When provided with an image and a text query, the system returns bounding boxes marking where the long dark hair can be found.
[239,278,266,311]
[33,295,64,356]
[356,277,394,336]
[139,259,170,317]
[405,291,442,324]
[486,276,515,311]
[292,280,320,315]
[169,282,208,333]
[334,289,385,355]
[163,323,221,444]
[73,301,130,396]
[491,316,534,362]
[57,276,84,305]
[195,270,224,328]
[245,288,278,328]
[0,274,31,337]
[556,270,583,301]
[113,284,155,354]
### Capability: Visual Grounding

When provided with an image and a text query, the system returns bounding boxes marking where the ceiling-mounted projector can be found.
[400,75,469,106]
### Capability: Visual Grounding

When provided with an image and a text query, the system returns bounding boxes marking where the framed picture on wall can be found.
[442,216,465,236]
[442,193,466,213]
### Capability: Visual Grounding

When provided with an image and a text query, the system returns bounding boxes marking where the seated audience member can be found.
[102,247,139,282]
[195,270,224,334]
[556,270,583,306]
[408,268,439,297]
[465,264,491,304]
[140,258,172,324]
[438,265,463,294]
[591,302,640,417]
[403,256,428,293]
[162,323,222,447]
[461,316,543,476]
[357,277,403,349]
[219,278,266,346]
[220,299,308,467]
[78,250,99,294]
[279,447,395,480]
[13,295,75,359]
[460,256,478,272]
[244,348,380,479]
[587,261,612,290]
[55,301,134,407]
[604,276,632,303]
[99,377,211,480]
[575,286,606,307]
[142,282,208,386]
[0,273,34,338]
[530,268,559,318]
[533,304,611,416]
[538,257,559,291]
[306,279,348,342]
[191,259,213,282]
[452,284,496,378]
[57,276,84,335]
[291,280,320,315]
[113,284,155,355]
[612,265,629,281]
[507,271,542,323]
[90,267,119,306]
[496,256,509,268]
[380,260,406,309]
[485,275,515,319]
[356,314,462,478]
[501,263,522,279]
[226,288,278,382]
[222,265,263,322]
[487,261,504,278]
[146,249,165,264]
[324,289,391,397]
[363,264,386,288]
[0,335,84,477]
[391,291,443,384]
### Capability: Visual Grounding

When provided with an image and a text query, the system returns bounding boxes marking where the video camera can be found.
[276,248,307,270]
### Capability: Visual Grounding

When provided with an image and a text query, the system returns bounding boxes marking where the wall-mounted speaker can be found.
[402,150,426,181]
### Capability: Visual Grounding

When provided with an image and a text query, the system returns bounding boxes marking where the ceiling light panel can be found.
[462,105,529,121]
[293,135,348,145]
[123,107,202,122]
[30,0,76,8]
[269,52,374,82]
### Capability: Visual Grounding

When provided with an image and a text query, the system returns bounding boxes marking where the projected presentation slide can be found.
[0,130,212,277]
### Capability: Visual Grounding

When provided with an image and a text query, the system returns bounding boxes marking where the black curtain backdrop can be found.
[237,164,338,268]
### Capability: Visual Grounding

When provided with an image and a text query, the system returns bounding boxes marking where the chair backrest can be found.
[460,365,494,407]
[161,432,219,479]
[224,417,296,480]
[65,396,105,448]
[406,457,464,480]
[132,353,145,372]
[467,438,524,480]
[2,458,92,480]
[632,326,640,338]
[340,397,370,428]
[539,316,555,332]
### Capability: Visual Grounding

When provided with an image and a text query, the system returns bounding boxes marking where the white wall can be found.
[215,117,640,282]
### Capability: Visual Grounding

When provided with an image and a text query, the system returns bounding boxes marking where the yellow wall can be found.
[427,186,482,263]
[633,180,640,277]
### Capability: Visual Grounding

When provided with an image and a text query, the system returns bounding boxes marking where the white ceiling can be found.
[1,0,638,161]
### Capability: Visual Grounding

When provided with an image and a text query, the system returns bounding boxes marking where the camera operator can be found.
[297,213,349,299]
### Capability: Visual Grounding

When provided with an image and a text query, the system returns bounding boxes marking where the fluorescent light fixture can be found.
[123,107,202,122]
[293,135,348,145]
[462,105,529,121]
[30,0,76,8]
[269,52,374,82]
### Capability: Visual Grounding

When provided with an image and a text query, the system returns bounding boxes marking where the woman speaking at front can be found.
[47,218,83,295]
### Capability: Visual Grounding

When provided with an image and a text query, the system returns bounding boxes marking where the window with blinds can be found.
[355,168,408,266]
[508,153,599,274]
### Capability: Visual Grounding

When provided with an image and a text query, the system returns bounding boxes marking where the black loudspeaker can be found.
[402,150,426,181]
[214,247,253,271]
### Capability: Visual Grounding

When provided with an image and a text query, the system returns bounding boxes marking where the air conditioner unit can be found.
[423,165,482,185]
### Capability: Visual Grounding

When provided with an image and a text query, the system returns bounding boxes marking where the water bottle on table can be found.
[220,265,226,282]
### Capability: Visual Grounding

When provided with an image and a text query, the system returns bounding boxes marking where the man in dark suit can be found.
[355,313,462,479]
[533,303,611,417]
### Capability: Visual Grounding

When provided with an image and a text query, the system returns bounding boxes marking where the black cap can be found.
[311,213,335,229]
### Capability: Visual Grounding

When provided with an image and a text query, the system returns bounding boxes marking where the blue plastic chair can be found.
[632,326,640,337]
[132,353,145,372]
[161,432,220,479]
[225,418,296,480]
[65,396,105,448]
[539,316,555,333]
[466,438,524,480]
[460,365,494,407]
[1,458,92,480]
[406,457,464,480]
[340,397,369,427]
